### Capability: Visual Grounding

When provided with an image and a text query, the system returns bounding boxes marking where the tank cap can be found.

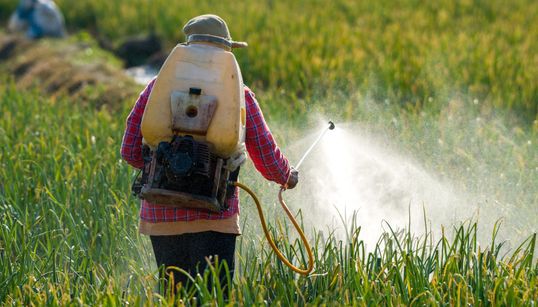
[189,87,202,95]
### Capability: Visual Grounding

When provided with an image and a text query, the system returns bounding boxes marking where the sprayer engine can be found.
[157,136,212,192]
[134,135,234,212]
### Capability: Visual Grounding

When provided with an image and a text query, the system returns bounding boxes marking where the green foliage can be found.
[0,80,146,303]
[0,0,537,304]
[0,78,537,305]
[1,0,532,122]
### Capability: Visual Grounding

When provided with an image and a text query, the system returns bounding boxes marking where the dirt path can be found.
[0,32,140,110]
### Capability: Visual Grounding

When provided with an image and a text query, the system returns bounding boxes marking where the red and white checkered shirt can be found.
[121,78,291,223]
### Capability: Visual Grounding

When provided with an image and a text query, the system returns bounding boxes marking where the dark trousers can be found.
[150,231,237,294]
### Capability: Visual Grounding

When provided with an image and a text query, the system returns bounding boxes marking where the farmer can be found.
[121,14,299,293]
[8,0,66,39]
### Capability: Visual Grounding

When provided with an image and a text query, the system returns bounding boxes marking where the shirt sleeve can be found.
[244,87,291,186]
[120,78,156,169]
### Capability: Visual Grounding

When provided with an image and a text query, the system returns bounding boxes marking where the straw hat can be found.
[183,14,248,50]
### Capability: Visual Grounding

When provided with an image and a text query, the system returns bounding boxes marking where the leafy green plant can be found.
[1,76,536,305]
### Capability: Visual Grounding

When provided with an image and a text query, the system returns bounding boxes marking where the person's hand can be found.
[285,167,299,189]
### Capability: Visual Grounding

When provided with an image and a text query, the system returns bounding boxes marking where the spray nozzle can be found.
[328,121,335,130]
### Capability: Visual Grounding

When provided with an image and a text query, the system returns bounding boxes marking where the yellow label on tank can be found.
[241,107,246,126]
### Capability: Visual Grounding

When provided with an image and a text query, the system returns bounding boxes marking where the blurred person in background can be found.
[8,0,66,39]
[121,14,299,295]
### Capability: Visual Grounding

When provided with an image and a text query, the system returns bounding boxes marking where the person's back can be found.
[8,0,66,39]
[121,14,298,296]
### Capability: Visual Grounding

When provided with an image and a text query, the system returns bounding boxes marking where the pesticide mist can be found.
[287,123,462,246]
[280,120,536,250]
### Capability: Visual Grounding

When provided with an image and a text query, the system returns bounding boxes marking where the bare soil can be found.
[0,32,140,110]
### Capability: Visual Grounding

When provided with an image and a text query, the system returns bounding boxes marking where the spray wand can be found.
[234,121,335,275]
[295,121,335,171]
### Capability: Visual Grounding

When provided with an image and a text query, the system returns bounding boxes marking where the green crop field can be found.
[1,0,537,305]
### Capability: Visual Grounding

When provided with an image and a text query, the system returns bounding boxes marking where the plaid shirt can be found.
[121,78,291,222]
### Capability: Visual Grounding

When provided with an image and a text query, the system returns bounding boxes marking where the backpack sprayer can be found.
[134,38,335,276]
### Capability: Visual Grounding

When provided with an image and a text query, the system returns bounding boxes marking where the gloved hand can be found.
[285,167,299,189]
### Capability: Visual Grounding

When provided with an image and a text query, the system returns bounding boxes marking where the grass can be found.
[1,0,536,123]
[0,30,139,111]
[1,76,536,305]
[0,0,537,304]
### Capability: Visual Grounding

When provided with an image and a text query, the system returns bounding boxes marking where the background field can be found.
[1,0,537,122]
[0,0,537,305]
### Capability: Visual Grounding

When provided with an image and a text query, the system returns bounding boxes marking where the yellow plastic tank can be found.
[141,43,246,158]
